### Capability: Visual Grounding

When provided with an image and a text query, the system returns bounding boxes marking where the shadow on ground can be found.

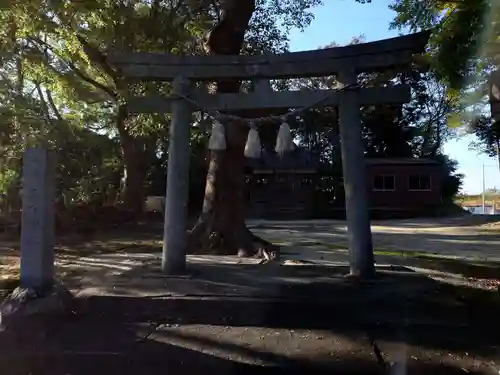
[2,219,500,374]
[2,262,500,374]
[399,255,500,280]
[2,315,489,375]
[76,261,500,357]
[2,274,499,374]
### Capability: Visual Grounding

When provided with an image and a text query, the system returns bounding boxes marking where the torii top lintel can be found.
[108,31,431,81]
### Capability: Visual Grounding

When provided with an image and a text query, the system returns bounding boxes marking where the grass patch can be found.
[321,243,346,250]
[288,239,500,280]
[270,241,288,246]
[408,256,500,280]
[374,250,433,257]
[292,241,436,257]
[374,250,500,280]
[294,240,328,247]
[477,228,500,235]
[303,241,430,256]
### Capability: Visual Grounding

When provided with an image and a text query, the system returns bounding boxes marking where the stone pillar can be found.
[20,147,56,292]
[162,77,192,274]
[338,69,375,278]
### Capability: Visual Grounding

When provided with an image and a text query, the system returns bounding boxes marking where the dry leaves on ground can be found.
[466,277,500,291]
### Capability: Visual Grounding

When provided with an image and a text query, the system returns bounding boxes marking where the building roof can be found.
[365,158,439,166]
[246,154,439,171]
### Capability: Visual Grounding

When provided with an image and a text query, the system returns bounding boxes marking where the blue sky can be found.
[286,0,500,194]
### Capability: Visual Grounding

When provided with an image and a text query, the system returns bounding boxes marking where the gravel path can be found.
[249,217,500,260]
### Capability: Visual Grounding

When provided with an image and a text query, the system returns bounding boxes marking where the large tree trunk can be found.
[187,0,279,259]
[121,151,147,213]
[116,105,149,214]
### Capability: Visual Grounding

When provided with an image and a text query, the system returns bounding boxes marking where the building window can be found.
[373,174,395,191]
[409,174,431,190]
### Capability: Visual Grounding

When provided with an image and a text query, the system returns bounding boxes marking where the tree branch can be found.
[34,81,54,126]
[74,34,118,82]
[45,4,119,82]
[29,37,117,101]
[45,89,64,122]
[205,0,256,56]
[205,0,256,94]
[0,72,15,91]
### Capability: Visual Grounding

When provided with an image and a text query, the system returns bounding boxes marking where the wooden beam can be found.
[114,50,413,81]
[108,31,430,81]
[125,85,411,114]
[109,31,429,66]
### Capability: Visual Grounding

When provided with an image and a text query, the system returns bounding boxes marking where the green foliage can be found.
[243,0,323,54]
[0,168,19,198]
[389,0,500,164]
[389,0,495,92]
[434,154,464,203]
[0,0,328,210]
[53,127,122,206]
[469,116,500,158]
[0,13,122,206]
[7,0,464,215]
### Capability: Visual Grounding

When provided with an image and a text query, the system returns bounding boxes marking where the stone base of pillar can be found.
[0,283,74,333]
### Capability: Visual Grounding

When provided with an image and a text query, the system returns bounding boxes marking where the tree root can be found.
[243,228,280,262]
[187,218,280,261]
[369,336,387,370]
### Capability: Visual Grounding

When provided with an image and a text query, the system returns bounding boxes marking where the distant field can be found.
[456,194,500,207]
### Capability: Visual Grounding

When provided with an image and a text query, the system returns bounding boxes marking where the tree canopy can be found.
[0,0,325,211]
[390,0,500,167]
[0,0,464,221]
[390,0,496,92]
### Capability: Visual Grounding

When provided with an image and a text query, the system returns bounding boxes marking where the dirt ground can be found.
[2,264,500,374]
[1,215,500,374]
[250,215,500,260]
[2,215,500,287]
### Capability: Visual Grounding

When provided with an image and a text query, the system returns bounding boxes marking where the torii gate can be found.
[108,31,430,277]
